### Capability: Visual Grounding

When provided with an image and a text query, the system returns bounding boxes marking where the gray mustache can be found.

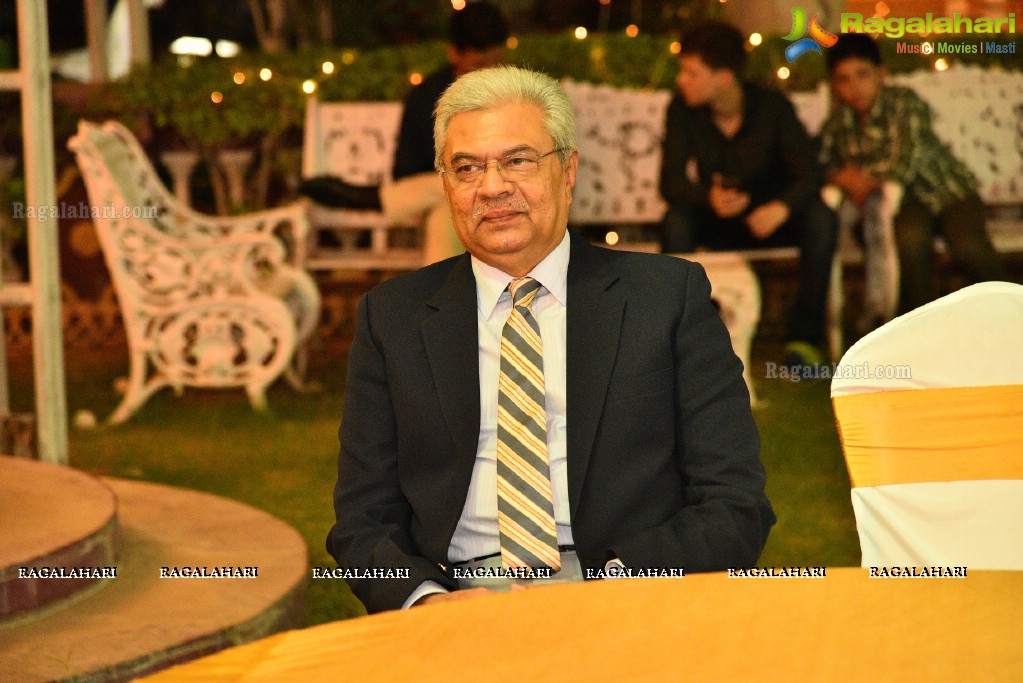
[473,200,529,220]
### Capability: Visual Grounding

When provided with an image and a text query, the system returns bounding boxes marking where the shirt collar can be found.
[471,230,570,319]
[839,85,888,129]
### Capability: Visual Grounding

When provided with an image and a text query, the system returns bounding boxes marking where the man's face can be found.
[449,45,505,78]
[830,58,885,116]
[441,101,577,277]
[675,54,727,107]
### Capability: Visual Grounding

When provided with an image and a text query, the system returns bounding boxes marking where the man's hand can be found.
[413,587,495,606]
[413,583,527,607]
[708,174,750,219]
[745,200,790,240]
[829,165,881,205]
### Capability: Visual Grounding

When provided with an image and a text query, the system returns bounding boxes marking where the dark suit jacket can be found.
[328,230,774,613]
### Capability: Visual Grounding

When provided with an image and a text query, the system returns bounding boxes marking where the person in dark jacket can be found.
[659,21,837,367]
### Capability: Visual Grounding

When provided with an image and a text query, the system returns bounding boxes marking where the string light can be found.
[605,231,620,246]
[302,80,316,94]
[210,91,223,104]
[170,36,212,57]
[575,27,588,40]
[777,67,791,80]
[749,33,763,46]
[626,24,639,37]
[322,61,335,74]
[259,68,272,81]
[934,58,949,71]
[214,40,240,58]
[506,36,518,49]
[409,72,423,86]
[233,71,245,85]
[669,41,681,55]
[451,0,466,9]
[342,51,355,65]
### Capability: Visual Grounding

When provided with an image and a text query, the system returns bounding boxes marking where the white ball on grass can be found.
[74,410,98,430]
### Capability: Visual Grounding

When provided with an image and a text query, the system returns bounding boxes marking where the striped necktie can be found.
[497,277,560,571]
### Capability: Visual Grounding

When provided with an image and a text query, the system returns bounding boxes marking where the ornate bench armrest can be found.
[204,200,310,239]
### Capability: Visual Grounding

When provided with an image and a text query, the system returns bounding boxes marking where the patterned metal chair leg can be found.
[107,352,169,425]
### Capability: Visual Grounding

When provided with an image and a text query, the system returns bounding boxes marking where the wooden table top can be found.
[142,567,1023,682]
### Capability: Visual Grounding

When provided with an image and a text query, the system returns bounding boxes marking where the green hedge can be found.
[97,32,685,148]
[80,31,1020,213]
[98,31,1020,148]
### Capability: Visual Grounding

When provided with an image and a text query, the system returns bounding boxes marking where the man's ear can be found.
[564,150,579,204]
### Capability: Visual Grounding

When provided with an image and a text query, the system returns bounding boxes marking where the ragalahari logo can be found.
[784,7,839,62]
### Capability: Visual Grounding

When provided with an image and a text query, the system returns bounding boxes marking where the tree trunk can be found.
[251,133,279,210]
[316,0,333,45]
[202,146,230,215]
[246,0,288,54]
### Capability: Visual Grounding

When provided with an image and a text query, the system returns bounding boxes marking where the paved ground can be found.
[0,460,308,682]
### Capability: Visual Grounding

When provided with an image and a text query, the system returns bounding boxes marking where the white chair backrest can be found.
[562,79,671,225]
[302,84,673,226]
[302,99,404,186]
[832,280,1023,395]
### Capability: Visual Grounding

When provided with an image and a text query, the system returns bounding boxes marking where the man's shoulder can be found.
[884,84,917,99]
[403,66,455,108]
[421,66,455,87]
[364,254,466,304]
[883,85,926,108]
[576,245,712,319]
[744,83,796,113]
[587,243,702,285]
[878,86,933,125]
[666,93,702,119]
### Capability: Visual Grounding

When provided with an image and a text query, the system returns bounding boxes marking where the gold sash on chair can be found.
[833,383,1023,488]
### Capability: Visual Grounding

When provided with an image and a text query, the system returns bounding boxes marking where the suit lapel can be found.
[565,232,624,512]
[419,238,626,537]
[421,255,481,517]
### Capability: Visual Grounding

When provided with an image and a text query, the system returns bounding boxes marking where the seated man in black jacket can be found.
[327,65,774,613]
[658,21,837,367]
[301,2,508,264]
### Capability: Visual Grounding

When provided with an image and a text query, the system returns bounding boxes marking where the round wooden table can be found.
[141,568,1023,681]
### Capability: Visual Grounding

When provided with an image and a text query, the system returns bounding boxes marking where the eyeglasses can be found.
[440,148,567,188]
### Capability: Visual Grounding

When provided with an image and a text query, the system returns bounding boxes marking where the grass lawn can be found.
[752,353,860,569]
[14,337,858,628]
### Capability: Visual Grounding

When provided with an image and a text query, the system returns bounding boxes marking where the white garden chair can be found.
[69,120,320,424]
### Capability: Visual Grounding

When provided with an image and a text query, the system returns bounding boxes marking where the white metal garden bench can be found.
[69,120,320,424]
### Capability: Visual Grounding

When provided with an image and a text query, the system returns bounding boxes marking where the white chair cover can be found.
[831,281,1023,568]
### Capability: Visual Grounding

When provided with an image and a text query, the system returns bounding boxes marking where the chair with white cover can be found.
[831,281,1023,569]
[678,252,760,405]
[69,120,321,424]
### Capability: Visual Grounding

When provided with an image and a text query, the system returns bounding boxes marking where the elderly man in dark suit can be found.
[328,66,774,614]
